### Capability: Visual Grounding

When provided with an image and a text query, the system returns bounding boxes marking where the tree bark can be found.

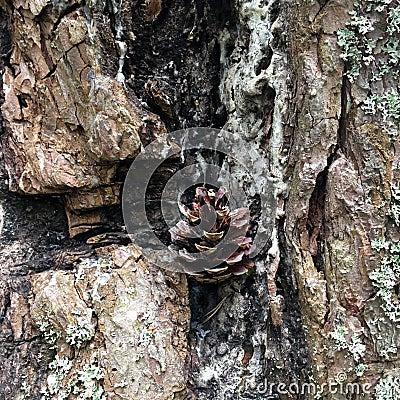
[0,0,399,399]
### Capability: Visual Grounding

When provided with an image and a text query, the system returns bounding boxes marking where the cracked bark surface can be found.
[286,0,399,397]
[0,0,399,399]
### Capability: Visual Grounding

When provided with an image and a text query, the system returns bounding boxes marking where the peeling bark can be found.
[0,0,399,399]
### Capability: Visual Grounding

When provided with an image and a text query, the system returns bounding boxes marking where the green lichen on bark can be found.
[44,354,105,400]
[337,0,400,136]
[370,182,400,323]
[364,182,400,360]
[374,374,400,400]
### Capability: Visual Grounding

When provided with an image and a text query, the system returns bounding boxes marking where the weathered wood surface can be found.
[0,0,398,399]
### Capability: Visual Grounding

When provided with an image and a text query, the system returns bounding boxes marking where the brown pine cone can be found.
[169,186,254,282]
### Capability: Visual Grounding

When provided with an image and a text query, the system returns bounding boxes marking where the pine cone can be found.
[169,186,254,282]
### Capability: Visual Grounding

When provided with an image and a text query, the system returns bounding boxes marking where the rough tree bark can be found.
[0,0,399,400]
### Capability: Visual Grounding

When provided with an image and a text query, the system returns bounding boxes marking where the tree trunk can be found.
[0,0,398,399]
